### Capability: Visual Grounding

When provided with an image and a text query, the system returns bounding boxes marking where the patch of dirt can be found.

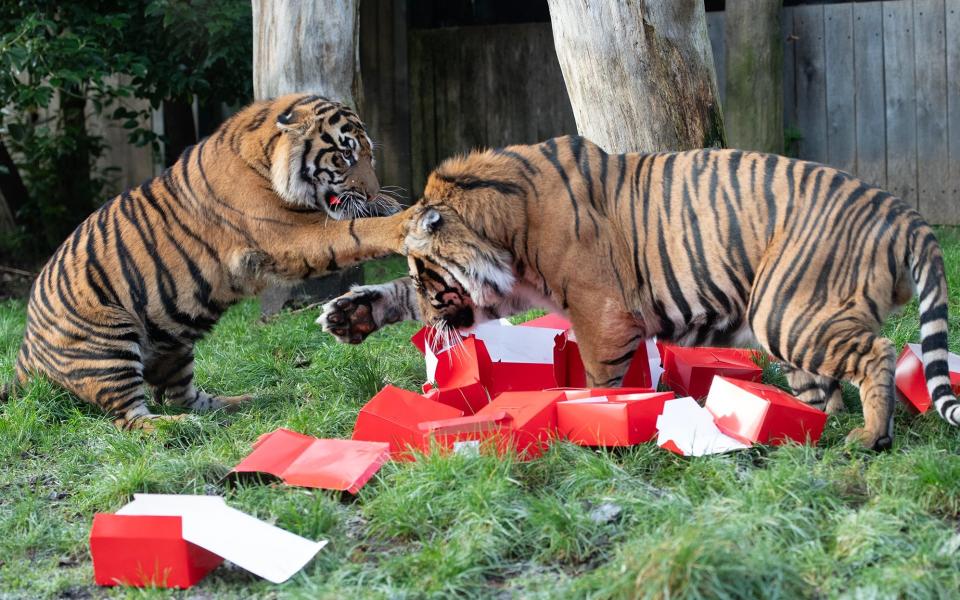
[1,266,35,300]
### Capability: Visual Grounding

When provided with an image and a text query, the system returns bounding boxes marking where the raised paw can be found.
[317,288,383,344]
[845,427,893,451]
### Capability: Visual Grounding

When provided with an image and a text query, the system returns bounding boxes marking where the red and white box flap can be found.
[231,429,390,493]
[92,494,327,586]
[704,376,827,445]
[655,397,750,456]
[894,343,960,413]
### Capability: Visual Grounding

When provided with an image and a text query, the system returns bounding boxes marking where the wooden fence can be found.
[708,0,960,223]
[97,0,959,224]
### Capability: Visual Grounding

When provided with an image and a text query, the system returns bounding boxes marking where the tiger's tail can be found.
[906,217,958,425]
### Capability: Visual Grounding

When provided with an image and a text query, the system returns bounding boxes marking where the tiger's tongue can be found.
[327,193,341,206]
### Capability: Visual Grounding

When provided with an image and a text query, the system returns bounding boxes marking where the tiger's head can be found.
[402,163,523,330]
[268,94,399,219]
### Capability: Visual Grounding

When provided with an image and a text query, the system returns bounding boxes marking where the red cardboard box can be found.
[705,376,827,445]
[554,332,663,390]
[90,514,222,588]
[231,429,390,494]
[894,343,960,413]
[468,391,564,459]
[352,385,463,459]
[557,391,676,446]
[417,410,513,456]
[661,346,762,399]
[412,321,564,408]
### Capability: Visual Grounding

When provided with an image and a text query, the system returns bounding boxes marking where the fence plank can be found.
[782,6,798,152]
[853,2,887,189]
[914,0,950,221]
[706,11,726,106]
[947,0,960,208]
[792,5,828,161]
[824,3,856,174]
[882,0,918,205]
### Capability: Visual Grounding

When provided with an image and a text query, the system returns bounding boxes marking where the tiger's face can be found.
[271,97,398,220]
[403,204,515,329]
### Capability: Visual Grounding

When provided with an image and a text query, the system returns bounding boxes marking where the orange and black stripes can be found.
[7,93,408,428]
[351,135,956,450]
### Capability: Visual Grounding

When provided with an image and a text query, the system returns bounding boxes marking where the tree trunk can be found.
[724,0,783,153]
[251,0,364,316]
[547,0,725,153]
[162,98,198,167]
[252,0,363,107]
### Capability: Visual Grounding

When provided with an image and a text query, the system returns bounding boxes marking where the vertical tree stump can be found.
[251,0,364,317]
[547,0,725,153]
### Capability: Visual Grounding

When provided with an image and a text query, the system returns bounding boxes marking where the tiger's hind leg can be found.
[781,364,845,415]
[144,345,251,412]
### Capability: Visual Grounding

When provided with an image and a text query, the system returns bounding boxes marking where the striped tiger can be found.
[1,93,409,429]
[320,135,957,450]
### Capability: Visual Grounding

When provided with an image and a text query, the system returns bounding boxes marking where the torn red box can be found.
[352,385,463,459]
[661,346,762,399]
[656,396,750,456]
[90,514,222,588]
[554,331,663,390]
[894,343,960,413]
[557,391,676,446]
[417,410,513,456]
[91,494,327,587]
[705,376,827,445]
[422,390,564,459]
[412,320,564,409]
[231,429,389,494]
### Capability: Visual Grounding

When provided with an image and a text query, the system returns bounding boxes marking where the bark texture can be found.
[547,0,725,153]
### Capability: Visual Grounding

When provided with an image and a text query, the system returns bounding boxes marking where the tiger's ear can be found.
[276,106,315,136]
[421,208,443,233]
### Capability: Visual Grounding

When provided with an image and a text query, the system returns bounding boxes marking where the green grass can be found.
[2,237,960,599]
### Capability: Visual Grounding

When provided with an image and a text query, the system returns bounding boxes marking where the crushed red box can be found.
[90,514,222,588]
[352,385,463,459]
[704,376,827,445]
[412,320,564,410]
[557,391,676,446]
[420,390,564,459]
[894,343,960,413]
[231,429,390,493]
[661,346,762,398]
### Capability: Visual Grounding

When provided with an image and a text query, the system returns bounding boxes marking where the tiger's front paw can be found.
[845,427,893,451]
[317,287,383,344]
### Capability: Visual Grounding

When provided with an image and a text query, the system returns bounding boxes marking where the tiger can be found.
[319,135,957,450]
[1,93,411,429]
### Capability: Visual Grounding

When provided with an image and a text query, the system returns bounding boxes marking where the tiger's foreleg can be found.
[567,300,645,388]
[318,277,419,344]
[145,345,250,412]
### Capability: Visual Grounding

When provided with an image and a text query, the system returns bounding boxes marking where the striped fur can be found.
[322,136,956,450]
[3,93,408,428]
